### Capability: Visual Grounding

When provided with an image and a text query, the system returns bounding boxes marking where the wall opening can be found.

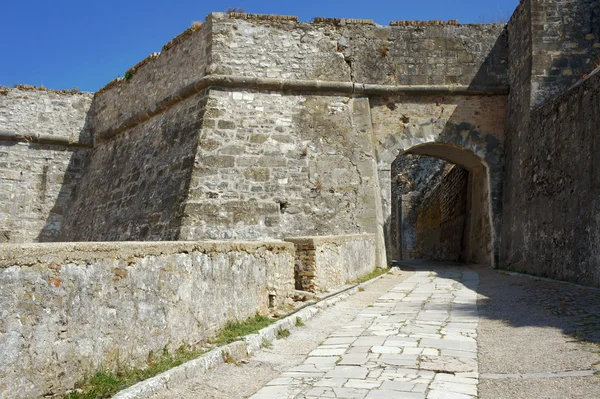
[390,143,493,265]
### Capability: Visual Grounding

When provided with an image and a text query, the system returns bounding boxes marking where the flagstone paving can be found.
[151,262,600,399]
[249,265,481,399]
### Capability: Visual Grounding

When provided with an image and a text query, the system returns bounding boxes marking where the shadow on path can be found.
[394,259,600,346]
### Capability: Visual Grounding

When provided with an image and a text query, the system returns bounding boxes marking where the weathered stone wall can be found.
[178,89,386,265]
[285,235,376,292]
[501,68,600,286]
[530,0,600,106]
[0,86,93,143]
[0,87,92,243]
[210,13,508,87]
[501,0,533,266]
[416,166,469,261]
[0,241,294,398]
[370,93,506,265]
[390,154,452,259]
[58,91,207,241]
[90,23,210,135]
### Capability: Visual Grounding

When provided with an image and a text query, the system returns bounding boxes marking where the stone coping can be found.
[95,74,510,143]
[0,129,93,148]
[285,234,376,246]
[0,85,92,96]
[0,241,295,268]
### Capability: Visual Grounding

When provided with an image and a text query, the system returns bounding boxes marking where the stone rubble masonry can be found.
[0,87,93,243]
[0,241,295,399]
[284,234,377,292]
[0,86,93,144]
[500,0,600,287]
[529,0,600,106]
[89,21,210,136]
[501,67,600,287]
[58,90,209,242]
[177,90,383,258]
[390,155,453,260]
[209,13,507,87]
[416,166,469,262]
[89,12,508,141]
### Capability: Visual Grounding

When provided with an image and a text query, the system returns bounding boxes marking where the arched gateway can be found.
[369,96,505,267]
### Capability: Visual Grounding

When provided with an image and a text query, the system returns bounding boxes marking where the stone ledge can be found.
[0,130,93,148]
[390,20,459,26]
[0,241,295,268]
[95,74,510,143]
[313,17,375,25]
[285,234,377,246]
[0,84,89,96]
[226,12,298,22]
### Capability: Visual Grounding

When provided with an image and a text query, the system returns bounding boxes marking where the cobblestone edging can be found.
[498,270,600,292]
[480,370,597,380]
[112,271,389,399]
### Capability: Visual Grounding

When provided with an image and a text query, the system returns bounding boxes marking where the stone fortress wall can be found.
[2,0,600,396]
[0,86,92,243]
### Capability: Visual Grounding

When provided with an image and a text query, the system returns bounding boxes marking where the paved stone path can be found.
[151,262,600,398]
[249,265,480,399]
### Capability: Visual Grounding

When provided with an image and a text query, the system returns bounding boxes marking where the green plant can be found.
[358,287,365,292]
[124,70,133,80]
[276,329,290,339]
[350,268,389,285]
[63,345,207,399]
[296,317,305,327]
[260,338,273,348]
[210,314,275,346]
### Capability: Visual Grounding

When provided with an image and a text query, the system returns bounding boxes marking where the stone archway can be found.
[372,112,505,267]
[393,142,496,266]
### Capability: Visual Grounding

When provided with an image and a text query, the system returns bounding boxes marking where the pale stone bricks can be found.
[249,266,480,399]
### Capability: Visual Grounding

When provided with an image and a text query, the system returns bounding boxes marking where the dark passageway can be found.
[391,143,494,266]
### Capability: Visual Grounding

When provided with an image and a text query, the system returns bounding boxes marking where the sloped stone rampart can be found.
[285,234,377,292]
[0,241,294,399]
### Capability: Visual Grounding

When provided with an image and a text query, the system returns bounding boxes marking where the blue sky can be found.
[1,0,519,92]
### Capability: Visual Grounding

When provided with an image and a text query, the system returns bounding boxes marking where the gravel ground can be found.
[475,266,600,398]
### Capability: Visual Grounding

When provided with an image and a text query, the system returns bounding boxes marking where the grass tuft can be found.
[66,314,275,398]
[63,346,207,399]
[350,268,389,285]
[276,329,290,339]
[295,317,306,327]
[210,314,275,346]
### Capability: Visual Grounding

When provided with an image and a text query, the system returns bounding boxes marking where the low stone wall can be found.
[285,234,377,292]
[0,241,294,399]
